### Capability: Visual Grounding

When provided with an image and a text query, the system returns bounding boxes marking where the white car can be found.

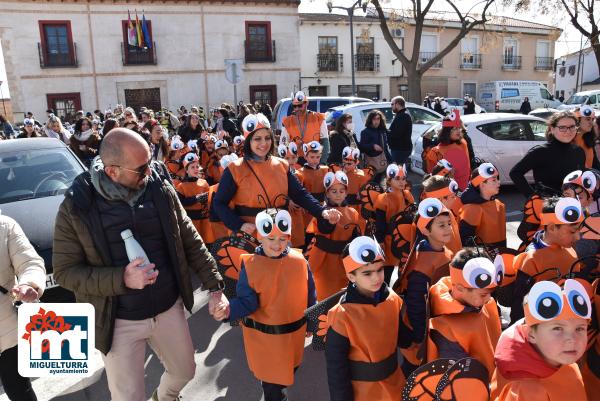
[325,101,443,144]
[445,98,486,114]
[410,113,548,185]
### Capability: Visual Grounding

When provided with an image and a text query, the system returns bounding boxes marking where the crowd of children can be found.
[151,94,600,400]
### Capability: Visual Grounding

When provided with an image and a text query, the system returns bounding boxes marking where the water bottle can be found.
[121,229,151,267]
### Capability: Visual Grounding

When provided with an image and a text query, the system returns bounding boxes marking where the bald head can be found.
[100,128,149,166]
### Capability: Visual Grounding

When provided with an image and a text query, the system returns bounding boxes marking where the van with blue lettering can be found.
[478,81,562,112]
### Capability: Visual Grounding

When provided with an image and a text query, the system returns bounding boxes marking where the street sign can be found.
[224,59,244,84]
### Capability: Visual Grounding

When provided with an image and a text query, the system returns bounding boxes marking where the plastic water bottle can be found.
[121,229,151,267]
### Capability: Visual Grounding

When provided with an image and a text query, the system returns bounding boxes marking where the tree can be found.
[369,0,495,102]
[503,0,600,74]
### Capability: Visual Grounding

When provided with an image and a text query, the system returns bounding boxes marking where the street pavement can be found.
[0,173,527,401]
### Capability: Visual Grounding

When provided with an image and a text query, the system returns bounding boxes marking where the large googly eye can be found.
[418,198,443,219]
[335,171,349,186]
[323,172,335,189]
[257,113,271,128]
[208,135,217,143]
[493,255,506,285]
[564,170,582,184]
[274,210,292,235]
[564,279,591,319]
[448,111,457,121]
[277,144,287,158]
[527,281,563,322]
[289,142,298,155]
[184,153,197,163]
[215,140,226,149]
[477,162,497,179]
[302,143,309,154]
[242,114,259,134]
[255,211,275,237]
[440,159,453,170]
[233,136,243,145]
[348,237,380,265]
[295,91,306,102]
[449,180,459,194]
[386,163,400,179]
[187,140,198,149]
[352,149,360,159]
[581,105,594,118]
[555,197,582,224]
[342,146,353,159]
[309,141,321,151]
[462,257,496,289]
[581,171,597,191]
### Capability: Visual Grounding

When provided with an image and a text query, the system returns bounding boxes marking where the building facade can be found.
[0,0,300,123]
[555,46,600,99]
[299,12,561,101]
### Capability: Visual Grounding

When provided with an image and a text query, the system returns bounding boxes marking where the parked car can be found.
[0,138,86,302]
[558,89,600,111]
[325,101,443,143]
[445,97,486,114]
[410,113,548,185]
[272,96,373,133]
[478,81,562,112]
[528,108,560,121]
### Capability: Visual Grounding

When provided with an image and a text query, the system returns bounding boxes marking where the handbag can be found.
[365,151,388,174]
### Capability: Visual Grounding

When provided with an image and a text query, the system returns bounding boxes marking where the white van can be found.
[558,90,600,111]
[479,81,562,112]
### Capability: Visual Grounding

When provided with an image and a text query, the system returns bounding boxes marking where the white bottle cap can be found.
[120,229,133,240]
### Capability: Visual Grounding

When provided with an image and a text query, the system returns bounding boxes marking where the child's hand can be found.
[213,304,230,321]
[322,209,342,224]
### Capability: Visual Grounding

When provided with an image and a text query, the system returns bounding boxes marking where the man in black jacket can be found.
[387,96,413,165]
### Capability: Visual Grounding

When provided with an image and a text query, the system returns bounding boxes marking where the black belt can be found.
[242,316,306,335]
[311,192,325,202]
[346,194,360,205]
[350,351,398,382]
[186,209,208,220]
[315,235,347,254]
[588,345,600,378]
[235,204,288,217]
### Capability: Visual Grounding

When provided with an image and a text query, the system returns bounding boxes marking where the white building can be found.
[299,12,561,101]
[555,46,600,99]
[0,0,301,123]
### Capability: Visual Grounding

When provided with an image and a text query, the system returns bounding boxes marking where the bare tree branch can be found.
[371,0,409,66]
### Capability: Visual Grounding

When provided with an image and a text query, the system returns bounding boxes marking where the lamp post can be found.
[327,0,367,97]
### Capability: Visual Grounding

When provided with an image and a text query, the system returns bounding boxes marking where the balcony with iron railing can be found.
[121,42,157,66]
[354,54,380,72]
[38,42,78,68]
[244,40,276,63]
[418,52,442,68]
[502,55,522,70]
[460,53,482,69]
[317,53,343,72]
[535,57,553,71]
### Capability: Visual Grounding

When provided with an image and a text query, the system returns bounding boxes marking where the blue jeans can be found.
[390,149,412,166]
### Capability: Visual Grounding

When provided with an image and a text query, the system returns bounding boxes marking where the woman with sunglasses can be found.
[17,118,42,138]
[510,111,585,197]
[213,113,341,237]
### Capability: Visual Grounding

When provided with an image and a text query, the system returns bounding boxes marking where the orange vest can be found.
[299,165,329,201]
[282,111,324,158]
[375,190,415,267]
[207,183,230,243]
[581,280,600,401]
[515,243,580,283]
[396,245,453,295]
[240,249,309,386]
[200,150,213,170]
[175,178,211,241]
[327,290,406,400]
[205,157,222,184]
[460,199,506,246]
[290,169,306,247]
[427,276,502,379]
[345,168,372,205]
[492,363,587,401]
[574,131,594,169]
[228,157,289,223]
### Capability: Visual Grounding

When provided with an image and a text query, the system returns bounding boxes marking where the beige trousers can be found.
[102,298,196,401]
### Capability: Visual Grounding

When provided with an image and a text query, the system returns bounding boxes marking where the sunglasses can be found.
[112,159,151,178]
[293,105,303,109]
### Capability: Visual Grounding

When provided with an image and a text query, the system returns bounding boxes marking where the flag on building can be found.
[142,12,152,49]
[135,10,144,48]
[127,10,137,47]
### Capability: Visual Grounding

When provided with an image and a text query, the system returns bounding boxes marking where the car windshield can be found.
[0,148,84,204]
[565,95,588,105]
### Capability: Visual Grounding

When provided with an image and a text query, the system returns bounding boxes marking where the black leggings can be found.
[261,382,288,401]
[0,346,37,401]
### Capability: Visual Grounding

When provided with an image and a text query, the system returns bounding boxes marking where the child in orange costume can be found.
[396,198,455,375]
[429,159,463,216]
[215,209,316,401]
[422,175,462,253]
[510,196,583,323]
[375,163,414,284]
[340,146,371,217]
[427,247,503,379]
[205,139,230,185]
[165,135,189,183]
[200,134,217,170]
[325,236,405,401]
[175,152,212,244]
[491,279,590,401]
[306,171,360,300]
[459,162,506,250]
[581,279,600,401]
[299,141,329,229]
[277,142,305,248]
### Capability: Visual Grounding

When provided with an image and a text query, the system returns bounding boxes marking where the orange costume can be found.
[581,279,600,401]
[375,189,414,267]
[282,92,325,159]
[422,179,462,254]
[175,177,211,242]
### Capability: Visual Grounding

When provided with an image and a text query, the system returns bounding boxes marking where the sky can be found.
[0,0,593,100]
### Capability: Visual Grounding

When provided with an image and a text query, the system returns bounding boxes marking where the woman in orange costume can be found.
[425,110,471,190]
[215,209,316,401]
[306,171,360,300]
[491,279,590,401]
[212,113,341,237]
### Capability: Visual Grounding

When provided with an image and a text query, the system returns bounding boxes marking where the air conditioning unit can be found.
[391,28,404,38]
